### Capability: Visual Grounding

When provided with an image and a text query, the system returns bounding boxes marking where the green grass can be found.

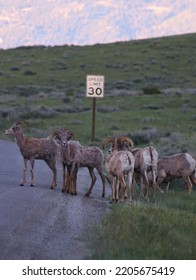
[0,89,195,157]
[85,189,196,260]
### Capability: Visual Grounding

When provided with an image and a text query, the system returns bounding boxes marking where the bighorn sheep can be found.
[105,138,162,198]
[156,153,196,194]
[53,129,105,197]
[102,137,135,203]
[132,146,163,198]
[4,121,57,188]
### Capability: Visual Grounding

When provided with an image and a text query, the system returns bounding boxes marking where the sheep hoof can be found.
[71,192,77,195]
[85,192,90,197]
[30,184,35,187]
[20,183,25,186]
[62,189,66,193]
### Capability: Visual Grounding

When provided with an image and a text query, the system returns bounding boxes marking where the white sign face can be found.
[86,75,104,98]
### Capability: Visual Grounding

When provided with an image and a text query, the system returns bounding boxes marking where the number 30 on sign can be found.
[86,75,104,98]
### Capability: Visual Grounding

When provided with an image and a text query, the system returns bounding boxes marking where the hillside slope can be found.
[0,33,196,92]
[0,33,195,156]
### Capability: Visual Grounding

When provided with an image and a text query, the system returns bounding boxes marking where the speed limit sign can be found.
[86,75,104,98]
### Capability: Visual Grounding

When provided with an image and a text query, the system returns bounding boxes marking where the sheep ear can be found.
[52,131,62,145]
[52,131,61,140]
[15,119,28,126]
[15,120,23,126]
[68,131,75,140]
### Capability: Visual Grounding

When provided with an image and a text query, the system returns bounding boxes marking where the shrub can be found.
[128,128,161,145]
[142,86,161,95]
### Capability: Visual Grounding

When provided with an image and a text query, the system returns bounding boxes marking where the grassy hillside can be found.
[0,33,195,158]
[0,33,196,90]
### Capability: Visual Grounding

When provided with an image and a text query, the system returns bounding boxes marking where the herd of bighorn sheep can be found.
[4,121,196,203]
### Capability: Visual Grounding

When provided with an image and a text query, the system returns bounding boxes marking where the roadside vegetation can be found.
[0,33,195,259]
[85,188,196,259]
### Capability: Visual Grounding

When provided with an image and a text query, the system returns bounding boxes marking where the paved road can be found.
[0,140,110,260]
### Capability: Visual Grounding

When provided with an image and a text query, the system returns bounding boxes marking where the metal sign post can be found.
[86,75,104,142]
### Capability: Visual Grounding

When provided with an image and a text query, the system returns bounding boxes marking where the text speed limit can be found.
[86,75,104,98]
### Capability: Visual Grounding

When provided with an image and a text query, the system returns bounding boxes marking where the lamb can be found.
[4,121,57,188]
[156,153,196,194]
[132,146,163,198]
[102,136,135,203]
[53,129,105,197]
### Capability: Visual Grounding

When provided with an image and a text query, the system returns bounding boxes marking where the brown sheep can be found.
[4,121,57,188]
[102,136,135,203]
[132,146,163,198]
[156,153,196,194]
[53,129,105,197]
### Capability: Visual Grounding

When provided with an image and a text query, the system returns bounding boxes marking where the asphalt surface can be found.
[0,139,110,260]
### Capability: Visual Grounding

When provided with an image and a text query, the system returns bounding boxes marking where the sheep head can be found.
[102,136,134,152]
[52,129,75,146]
[4,120,27,136]
[115,136,134,150]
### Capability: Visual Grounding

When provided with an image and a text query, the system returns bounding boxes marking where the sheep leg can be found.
[108,174,114,203]
[139,175,144,197]
[115,178,120,202]
[152,169,164,194]
[62,163,67,193]
[144,170,149,198]
[110,176,117,203]
[66,165,72,193]
[85,167,96,197]
[130,176,135,202]
[127,171,134,202]
[123,173,128,199]
[140,173,148,198]
[45,159,57,189]
[165,181,170,192]
[30,158,35,187]
[183,175,193,194]
[69,165,77,195]
[97,167,106,198]
[190,171,196,185]
[72,166,78,195]
[155,182,164,193]
[118,176,126,202]
[157,170,167,188]
[20,158,27,186]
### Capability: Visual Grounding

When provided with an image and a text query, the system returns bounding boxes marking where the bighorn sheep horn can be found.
[67,130,75,140]
[102,137,115,150]
[115,136,134,149]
